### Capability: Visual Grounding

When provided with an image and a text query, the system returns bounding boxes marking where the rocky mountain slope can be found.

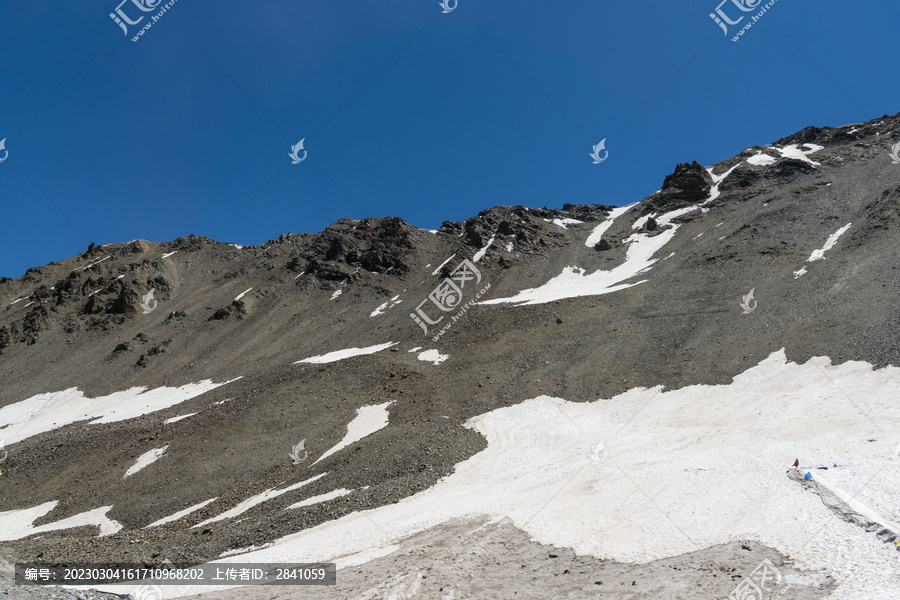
[1,112,899,599]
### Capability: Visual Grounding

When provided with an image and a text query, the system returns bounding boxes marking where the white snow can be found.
[230,244,243,249]
[808,470,900,535]
[161,251,178,259]
[808,223,852,262]
[0,378,241,446]
[0,501,122,541]
[294,342,398,364]
[747,152,777,166]
[330,289,343,300]
[432,255,456,276]
[234,288,252,302]
[506,242,514,252]
[145,498,218,528]
[408,347,422,353]
[124,446,168,478]
[164,413,197,424]
[631,213,656,230]
[772,143,825,167]
[473,236,495,263]
[482,212,679,306]
[707,163,740,185]
[794,223,852,278]
[286,488,352,510]
[312,402,393,466]
[9,297,27,306]
[544,218,584,229]
[161,350,900,600]
[417,350,449,365]
[74,256,110,272]
[370,295,401,317]
[193,474,327,528]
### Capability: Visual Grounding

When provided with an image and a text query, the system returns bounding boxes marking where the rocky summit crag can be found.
[0,112,899,599]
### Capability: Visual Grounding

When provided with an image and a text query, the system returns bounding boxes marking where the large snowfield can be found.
[77,349,900,599]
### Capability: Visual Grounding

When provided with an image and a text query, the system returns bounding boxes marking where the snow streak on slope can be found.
[795,223,852,278]
[0,502,122,541]
[294,342,398,364]
[0,378,242,446]
[482,223,677,306]
[123,446,168,478]
[192,474,327,528]
[544,218,584,229]
[146,498,218,528]
[585,204,635,247]
[808,223,852,262]
[286,488,352,510]
[313,402,394,465]
[159,350,900,600]
[473,236,495,263]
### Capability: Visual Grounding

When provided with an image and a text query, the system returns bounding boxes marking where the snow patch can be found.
[544,218,584,229]
[164,413,197,425]
[0,378,241,446]
[313,402,393,466]
[586,204,637,246]
[286,488,352,510]
[161,251,178,259]
[193,474,328,528]
[483,211,680,306]
[330,289,343,301]
[370,295,402,317]
[145,498,218,528]
[124,446,168,478]
[417,350,449,365]
[432,255,457,276]
[772,143,824,167]
[473,237,495,263]
[234,288,252,302]
[0,502,122,541]
[747,152,777,166]
[808,223,852,262]
[295,343,398,364]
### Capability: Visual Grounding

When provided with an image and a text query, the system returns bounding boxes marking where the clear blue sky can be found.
[1,1,897,278]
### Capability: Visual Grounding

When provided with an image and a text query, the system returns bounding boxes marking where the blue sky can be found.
[0,0,897,278]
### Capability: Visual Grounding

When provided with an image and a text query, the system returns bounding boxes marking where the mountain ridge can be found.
[1,111,899,599]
